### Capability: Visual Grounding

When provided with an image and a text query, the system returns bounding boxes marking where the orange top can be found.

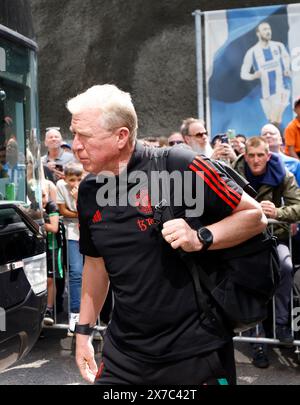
[285,118,300,154]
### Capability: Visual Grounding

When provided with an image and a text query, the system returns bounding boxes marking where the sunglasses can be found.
[169,140,184,146]
[188,132,208,138]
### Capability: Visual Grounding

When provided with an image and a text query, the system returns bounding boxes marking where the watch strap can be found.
[197,227,213,251]
[74,323,95,336]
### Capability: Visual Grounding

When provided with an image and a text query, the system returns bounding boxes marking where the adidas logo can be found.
[92,210,102,224]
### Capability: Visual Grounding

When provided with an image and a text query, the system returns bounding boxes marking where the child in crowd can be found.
[56,163,84,335]
[42,183,64,325]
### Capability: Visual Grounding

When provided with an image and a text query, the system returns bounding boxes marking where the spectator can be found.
[158,136,168,147]
[61,141,72,152]
[261,123,300,186]
[168,132,184,147]
[233,137,300,367]
[231,134,246,156]
[210,134,237,164]
[42,182,63,326]
[2,137,26,200]
[181,117,213,157]
[41,128,75,182]
[143,136,160,147]
[56,162,84,336]
[284,97,300,159]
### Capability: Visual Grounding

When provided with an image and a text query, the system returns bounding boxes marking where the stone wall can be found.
[0,0,34,38]
[30,0,293,140]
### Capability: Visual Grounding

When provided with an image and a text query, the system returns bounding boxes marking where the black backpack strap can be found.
[148,148,228,337]
[148,147,174,225]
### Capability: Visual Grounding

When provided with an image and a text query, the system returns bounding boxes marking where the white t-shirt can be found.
[56,179,79,241]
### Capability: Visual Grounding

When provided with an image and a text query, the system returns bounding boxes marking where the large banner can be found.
[204,4,300,137]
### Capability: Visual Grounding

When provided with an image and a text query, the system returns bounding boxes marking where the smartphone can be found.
[220,134,229,144]
[55,164,63,172]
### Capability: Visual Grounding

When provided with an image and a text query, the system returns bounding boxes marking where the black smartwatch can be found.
[197,227,213,251]
[74,323,95,336]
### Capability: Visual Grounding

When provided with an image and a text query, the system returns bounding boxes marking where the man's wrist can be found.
[196,227,213,251]
[75,323,96,336]
[193,230,204,251]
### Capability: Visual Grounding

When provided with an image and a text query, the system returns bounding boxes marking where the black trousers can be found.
[95,335,236,385]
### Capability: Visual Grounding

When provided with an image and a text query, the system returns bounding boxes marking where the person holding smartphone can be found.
[211,134,237,164]
[41,128,75,183]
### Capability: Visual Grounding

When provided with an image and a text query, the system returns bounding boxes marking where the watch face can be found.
[198,227,213,245]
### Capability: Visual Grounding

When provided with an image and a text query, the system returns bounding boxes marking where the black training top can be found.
[77,142,242,363]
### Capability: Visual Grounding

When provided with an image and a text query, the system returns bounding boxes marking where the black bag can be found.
[149,147,280,334]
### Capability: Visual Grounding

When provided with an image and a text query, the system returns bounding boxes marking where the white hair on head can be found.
[66,84,138,144]
[45,128,62,139]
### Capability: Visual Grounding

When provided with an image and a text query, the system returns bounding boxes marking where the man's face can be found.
[70,109,120,174]
[45,130,62,150]
[184,122,208,152]
[257,23,272,42]
[168,133,184,147]
[6,139,18,163]
[261,124,282,150]
[244,144,271,176]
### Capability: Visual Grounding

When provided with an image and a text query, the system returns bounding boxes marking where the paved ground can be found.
[1,328,300,385]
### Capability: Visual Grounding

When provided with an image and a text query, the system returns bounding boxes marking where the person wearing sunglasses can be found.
[180,117,213,157]
[168,132,184,147]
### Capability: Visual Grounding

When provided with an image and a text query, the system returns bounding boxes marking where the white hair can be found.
[66,84,138,144]
[45,128,62,139]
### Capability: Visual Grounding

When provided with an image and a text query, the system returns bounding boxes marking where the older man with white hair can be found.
[42,128,75,182]
[261,123,300,186]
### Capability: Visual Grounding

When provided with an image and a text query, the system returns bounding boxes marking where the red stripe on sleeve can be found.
[189,164,237,210]
[191,159,241,206]
[196,157,242,201]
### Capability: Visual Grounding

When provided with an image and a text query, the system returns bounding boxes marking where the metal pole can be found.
[193,10,204,119]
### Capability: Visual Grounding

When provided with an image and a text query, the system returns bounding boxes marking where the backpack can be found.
[149,147,280,335]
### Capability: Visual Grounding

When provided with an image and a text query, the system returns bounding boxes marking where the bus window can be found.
[0,35,41,218]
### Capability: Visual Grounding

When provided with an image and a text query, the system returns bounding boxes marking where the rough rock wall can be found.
[30,0,292,140]
[0,0,34,38]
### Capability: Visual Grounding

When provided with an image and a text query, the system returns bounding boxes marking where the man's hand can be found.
[211,144,236,163]
[47,161,56,171]
[260,200,278,219]
[161,219,203,252]
[76,334,98,384]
